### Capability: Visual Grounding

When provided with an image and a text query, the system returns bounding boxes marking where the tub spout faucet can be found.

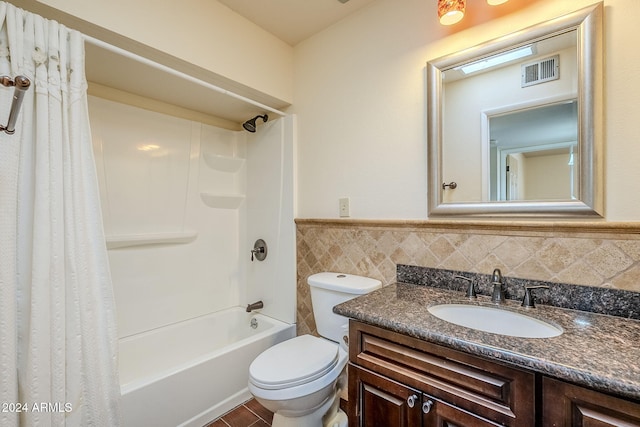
[246,301,264,312]
[491,268,505,304]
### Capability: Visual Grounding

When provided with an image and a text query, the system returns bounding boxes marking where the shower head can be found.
[242,114,268,133]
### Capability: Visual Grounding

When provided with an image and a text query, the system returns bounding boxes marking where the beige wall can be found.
[524,153,573,200]
[292,1,640,335]
[14,0,640,337]
[293,0,640,221]
[23,0,637,219]
[22,0,293,104]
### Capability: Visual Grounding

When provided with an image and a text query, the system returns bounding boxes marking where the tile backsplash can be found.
[295,219,640,335]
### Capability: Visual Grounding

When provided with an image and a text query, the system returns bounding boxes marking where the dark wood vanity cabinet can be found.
[351,364,502,427]
[350,365,422,427]
[348,321,535,427]
[348,320,640,427]
[542,377,640,426]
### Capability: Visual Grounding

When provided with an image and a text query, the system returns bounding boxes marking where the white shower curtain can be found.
[0,3,120,426]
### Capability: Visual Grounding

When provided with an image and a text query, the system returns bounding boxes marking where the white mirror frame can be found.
[427,3,603,218]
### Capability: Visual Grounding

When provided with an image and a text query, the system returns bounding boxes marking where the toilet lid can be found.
[249,335,339,390]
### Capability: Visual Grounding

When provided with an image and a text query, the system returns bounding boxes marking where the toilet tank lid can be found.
[307,272,382,295]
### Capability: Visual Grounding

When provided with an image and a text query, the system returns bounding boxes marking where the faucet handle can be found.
[521,285,549,308]
[251,239,268,262]
[454,275,477,299]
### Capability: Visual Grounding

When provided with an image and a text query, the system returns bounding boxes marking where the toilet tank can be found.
[308,272,382,344]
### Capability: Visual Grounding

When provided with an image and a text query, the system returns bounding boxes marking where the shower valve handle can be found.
[251,239,268,262]
[251,247,264,261]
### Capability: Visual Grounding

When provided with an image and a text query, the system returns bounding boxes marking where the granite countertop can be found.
[334,282,640,401]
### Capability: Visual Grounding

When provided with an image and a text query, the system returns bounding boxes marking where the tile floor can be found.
[205,399,273,427]
[205,398,348,427]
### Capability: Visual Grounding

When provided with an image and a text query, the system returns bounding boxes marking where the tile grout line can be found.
[243,403,270,425]
[204,399,270,427]
[208,408,234,426]
[209,418,231,427]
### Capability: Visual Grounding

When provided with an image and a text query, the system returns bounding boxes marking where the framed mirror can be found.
[427,3,603,217]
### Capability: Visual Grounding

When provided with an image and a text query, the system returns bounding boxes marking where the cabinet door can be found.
[350,320,535,426]
[422,394,502,427]
[542,377,640,426]
[349,364,422,427]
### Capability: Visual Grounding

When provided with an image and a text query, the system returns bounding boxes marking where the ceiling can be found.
[216,0,378,46]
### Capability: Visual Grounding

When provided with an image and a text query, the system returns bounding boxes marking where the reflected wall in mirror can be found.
[427,3,603,217]
[489,100,578,202]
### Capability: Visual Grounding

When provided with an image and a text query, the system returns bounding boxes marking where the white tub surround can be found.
[85,23,296,427]
[119,308,295,427]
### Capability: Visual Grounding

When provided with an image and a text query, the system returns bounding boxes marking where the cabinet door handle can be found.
[407,394,418,408]
[422,400,434,414]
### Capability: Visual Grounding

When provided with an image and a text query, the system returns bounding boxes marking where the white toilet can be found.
[248,272,382,427]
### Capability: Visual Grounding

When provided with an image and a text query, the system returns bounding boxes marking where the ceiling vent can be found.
[521,55,559,87]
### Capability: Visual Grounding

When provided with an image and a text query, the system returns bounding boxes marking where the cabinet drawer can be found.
[350,320,535,427]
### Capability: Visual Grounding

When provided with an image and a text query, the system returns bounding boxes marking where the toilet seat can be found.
[248,339,348,403]
[249,335,339,390]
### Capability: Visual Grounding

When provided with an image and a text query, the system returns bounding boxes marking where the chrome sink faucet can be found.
[491,268,505,304]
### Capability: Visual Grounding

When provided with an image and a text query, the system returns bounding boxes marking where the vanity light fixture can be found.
[438,0,509,26]
[438,0,465,25]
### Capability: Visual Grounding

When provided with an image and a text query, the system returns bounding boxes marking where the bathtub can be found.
[118,307,296,427]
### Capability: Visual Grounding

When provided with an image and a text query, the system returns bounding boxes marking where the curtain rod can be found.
[0,75,31,135]
[82,35,287,118]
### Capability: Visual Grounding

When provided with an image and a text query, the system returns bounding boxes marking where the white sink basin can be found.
[427,304,562,338]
